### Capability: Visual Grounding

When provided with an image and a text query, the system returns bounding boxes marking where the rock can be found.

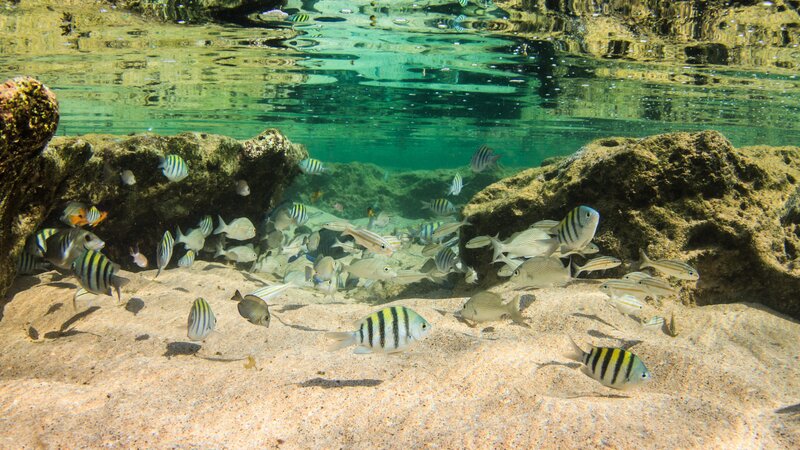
[462,131,800,320]
[114,0,285,23]
[0,77,60,302]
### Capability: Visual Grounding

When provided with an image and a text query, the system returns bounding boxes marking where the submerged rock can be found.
[462,131,800,320]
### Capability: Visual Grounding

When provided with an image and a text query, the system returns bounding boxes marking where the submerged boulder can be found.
[462,131,800,320]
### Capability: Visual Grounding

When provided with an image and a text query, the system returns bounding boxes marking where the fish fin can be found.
[571,259,582,278]
[154,267,162,279]
[230,290,244,302]
[214,240,224,258]
[353,346,373,354]
[175,225,184,242]
[507,295,528,327]
[325,331,357,351]
[638,248,651,269]
[564,336,585,362]
[112,275,129,301]
[157,155,166,168]
[304,266,313,282]
[363,279,376,288]
[213,216,227,235]
[490,234,503,262]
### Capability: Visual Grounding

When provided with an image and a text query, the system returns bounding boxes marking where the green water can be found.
[2,0,800,169]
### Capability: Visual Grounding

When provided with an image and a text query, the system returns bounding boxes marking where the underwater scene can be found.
[1,0,800,447]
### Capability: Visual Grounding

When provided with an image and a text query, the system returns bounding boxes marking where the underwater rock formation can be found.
[112,0,285,23]
[0,77,60,302]
[462,130,800,320]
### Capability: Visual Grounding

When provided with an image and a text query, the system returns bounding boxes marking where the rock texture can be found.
[462,131,800,320]
[0,77,60,302]
[112,0,284,23]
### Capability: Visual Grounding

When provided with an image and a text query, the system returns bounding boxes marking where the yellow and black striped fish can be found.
[421,198,457,217]
[72,249,129,300]
[156,230,174,278]
[555,205,599,252]
[25,228,58,257]
[289,202,308,226]
[16,251,48,275]
[159,154,189,182]
[299,158,326,175]
[288,13,309,23]
[197,215,214,237]
[567,338,651,390]
[187,297,216,341]
[326,306,431,354]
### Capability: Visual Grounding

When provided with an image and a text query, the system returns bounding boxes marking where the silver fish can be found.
[176,226,205,252]
[250,282,297,302]
[643,316,665,331]
[326,306,431,354]
[599,279,649,301]
[572,256,622,277]
[638,277,678,298]
[639,249,699,281]
[332,238,361,255]
[129,244,148,268]
[529,219,559,235]
[464,267,479,284]
[312,256,336,282]
[231,290,270,327]
[341,226,394,256]
[159,154,189,182]
[431,218,471,240]
[44,228,105,269]
[266,230,284,249]
[217,244,257,263]
[177,250,195,268]
[214,216,256,241]
[566,337,651,390]
[460,292,526,326]
[120,169,136,186]
[623,271,652,282]
[307,231,321,252]
[393,269,435,285]
[344,258,397,281]
[236,180,250,196]
[187,297,216,341]
[510,256,571,288]
[465,235,492,249]
[607,294,644,315]
[491,233,556,260]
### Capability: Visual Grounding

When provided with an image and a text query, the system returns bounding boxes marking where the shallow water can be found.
[2,0,800,169]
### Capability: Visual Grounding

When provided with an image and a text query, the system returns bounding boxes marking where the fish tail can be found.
[639,248,651,269]
[508,295,529,327]
[489,234,503,262]
[571,259,582,278]
[176,225,184,242]
[112,275,129,301]
[564,335,585,363]
[95,211,108,226]
[157,155,166,168]
[230,290,244,302]
[304,266,313,282]
[325,331,357,351]
[213,215,227,235]
[214,240,224,258]
[542,237,559,257]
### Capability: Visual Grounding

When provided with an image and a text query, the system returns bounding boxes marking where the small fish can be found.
[642,316,665,331]
[159,154,189,182]
[393,270,434,285]
[599,279,649,301]
[72,249,129,300]
[236,180,250,196]
[312,256,337,282]
[460,291,526,325]
[197,215,214,237]
[607,294,644,315]
[434,246,459,273]
[156,230,174,278]
[272,208,294,231]
[307,231,321,252]
[344,258,397,281]
[187,297,216,341]
[178,250,195,267]
[464,266,479,284]
[299,158,326,174]
[470,145,501,173]
[431,218,471,240]
[289,203,309,226]
[566,338,651,390]
[78,206,107,227]
[490,233,556,260]
[250,282,296,302]
[288,13,310,23]
[638,277,678,299]
[667,312,679,337]
[416,221,443,243]
[129,245,148,268]
[572,256,622,277]
[374,211,393,228]
[265,229,284,249]
[421,242,442,257]
[214,216,256,241]
[554,206,600,254]
[310,190,324,204]
[231,290,270,327]
[25,228,58,257]
[623,271,651,282]
[493,253,524,277]
[447,172,463,196]
[341,225,394,256]
[332,238,361,255]
[458,0,469,6]
[639,249,699,281]
[44,228,105,269]
[465,235,492,249]
[332,202,344,212]
[16,252,48,275]
[120,169,136,186]
[176,226,206,252]
[529,219,559,235]
[421,198,457,217]
[60,201,87,227]
[510,256,571,288]
[326,306,431,354]
[217,243,258,263]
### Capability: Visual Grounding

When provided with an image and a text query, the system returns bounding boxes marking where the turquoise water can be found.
[2,1,800,169]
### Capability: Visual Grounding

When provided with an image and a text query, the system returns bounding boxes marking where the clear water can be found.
[2,1,800,170]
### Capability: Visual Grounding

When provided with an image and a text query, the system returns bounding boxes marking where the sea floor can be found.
[0,261,798,448]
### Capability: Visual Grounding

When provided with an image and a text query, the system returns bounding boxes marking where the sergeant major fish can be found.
[72,249,129,301]
[565,337,652,390]
[447,172,463,196]
[177,250,195,267]
[470,144,501,173]
[159,154,189,182]
[299,158,326,174]
[326,306,431,354]
[187,297,216,341]
[553,206,600,254]
[156,230,174,278]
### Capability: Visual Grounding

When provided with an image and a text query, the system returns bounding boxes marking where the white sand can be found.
[0,262,798,448]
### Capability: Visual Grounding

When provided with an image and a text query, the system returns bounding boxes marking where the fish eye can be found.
[641,372,648,379]
[422,323,427,329]
[512,270,519,276]
[383,266,390,272]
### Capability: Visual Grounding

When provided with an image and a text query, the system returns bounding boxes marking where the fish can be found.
[265,229,284,249]
[231,290,270,327]
[250,282,296,302]
[393,270,435,285]
[565,337,652,390]
[606,294,644,315]
[289,203,309,226]
[431,218,471,240]
[129,245,148,268]
[15,252,48,275]
[416,221,443,243]
[326,306,431,354]
[638,277,678,298]
[260,9,288,19]
[599,279,649,301]
[434,246,459,273]
[383,235,403,252]
[71,249,129,300]
[310,190,324,204]
[176,226,206,252]
[159,154,189,182]
[312,256,337,282]
[460,291,527,325]
[214,216,256,241]
[197,215,214,237]
[572,256,622,277]
[490,233,557,260]
[156,230,174,278]
[77,206,107,227]
[554,206,600,254]
[623,271,651,282]
[639,249,699,281]
[299,158,326,174]
[465,235,492,249]
[642,316,665,331]
[307,231,320,252]
[529,219,559,235]
[120,169,136,186]
[236,180,250,196]
[421,198,457,217]
[25,228,58,257]
[272,208,294,231]
[217,243,258,263]
[458,0,469,7]
[177,250,195,267]
[447,172,463,196]
[60,201,87,227]
[470,145,501,173]
[288,13,310,23]
[341,225,394,256]
[332,238,361,255]
[280,234,306,256]
[187,297,216,341]
[493,253,524,277]
[439,14,466,31]
[464,267,478,284]
[344,258,397,281]
[44,228,105,269]
[421,242,442,257]
[510,256,571,288]
[332,202,344,212]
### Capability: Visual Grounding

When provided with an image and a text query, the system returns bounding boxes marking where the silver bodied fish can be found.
[231,290,270,327]
[176,226,205,252]
[120,169,136,186]
[606,294,644,315]
[510,256,571,288]
[465,235,492,249]
[447,172,463,196]
[566,337,652,390]
[416,221,443,243]
[421,198,457,217]
[326,306,431,354]
[25,228,58,257]
[344,258,397,281]
[529,219,559,235]
[299,158,326,174]
[44,228,105,269]
[187,297,216,341]
[491,232,556,260]
[159,154,189,182]
[599,279,649,301]
[236,180,250,196]
[214,216,256,241]
[250,282,297,302]
[460,292,526,326]
[177,250,195,268]
[434,246,459,273]
[197,215,214,237]
[16,252,48,275]
[642,316,665,331]
[217,244,258,263]
[638,277,678,298]
[431,218,471,240]
[312,256,336,282]
[572,256,622,277]
[156,230,174,278]
[72,249,129,300]
[470,145,501,173]
[639,249,699,281]
[341,225,394,256]
[623,271,651,282]
[289,203,309,226]
[554,205,600,253]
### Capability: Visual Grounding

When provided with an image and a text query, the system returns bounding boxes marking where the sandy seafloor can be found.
[0,261,798,449]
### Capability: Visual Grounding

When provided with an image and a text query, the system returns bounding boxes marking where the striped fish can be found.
[156,230,175,278]
[71,249,128,300]
[447,172,463,196]
[83,206,107,227]
[572,256,622,277]
[434,246,459,273]
[607,294,644,315]
[623,271,651,282]
[177,250,195,268]
[250,282,296,302]
[638,277,677,298]
[431,218,471,240]
[288,13,309,23]
[421,198,457,217]
[567,338,651,390]
[25,228,58,257]
[470,145,500,173]
[16,252,48,275]
[159,154,189,182]
[465,235,492,249]
[289,203,309,226]
[299,158,326,175]
[599,279,649,301]
[458,0,469,6]
[341,225,394,256]
[44,228,105,269]
[639,249,699,281]
[555,206,600,253]
[197,215,214,237]
[187,297,216,341]
[326,306,431,354]
[416,221,443,243]
[642,316,665,331]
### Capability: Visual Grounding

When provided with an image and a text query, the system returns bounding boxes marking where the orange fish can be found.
[310,190,324,204]
[72,206,108,227]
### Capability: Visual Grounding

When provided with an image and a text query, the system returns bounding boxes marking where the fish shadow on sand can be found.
[43,328,95,339]
[537,360,582,371]
[43,306,102,339]
[298,377,383,389]
[201,263,230,272]
[45,302,64,316]
[571,313,616,329]
[126,297,145,315]
[776,403,800,415]
[273,314,325,332]
[172,287,190,293]
[164,342,202,357]
[586,330,642,350]
[275,304,307,313]
[45,281,79,290]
